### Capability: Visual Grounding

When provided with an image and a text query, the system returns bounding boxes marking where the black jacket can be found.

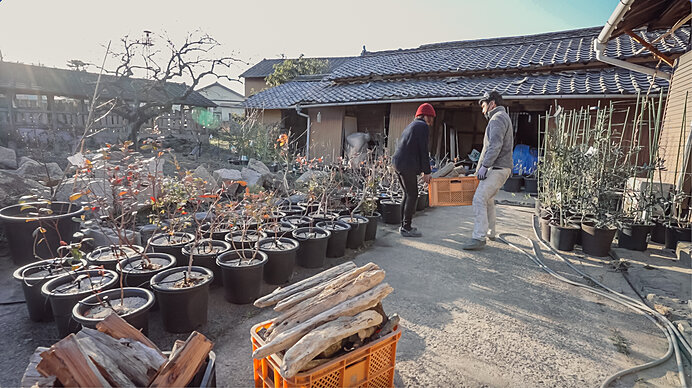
[392,118,431,175]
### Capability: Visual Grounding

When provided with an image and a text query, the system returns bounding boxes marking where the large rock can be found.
[248,159,271,175]
[18,156,35,167]
[0,146,17,169]
[241,167,263,187]
[192,165,218,191]
[16,160,64,181]
[213,168,242,182]
[0,170,49,208]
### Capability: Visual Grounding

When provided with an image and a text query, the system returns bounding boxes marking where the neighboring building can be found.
[244,25,689,162]
[0,61,216,145]
[239,57,355,99]
[197,82,245,122]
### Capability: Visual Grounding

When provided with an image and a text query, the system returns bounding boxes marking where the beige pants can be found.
[472,168,511,240]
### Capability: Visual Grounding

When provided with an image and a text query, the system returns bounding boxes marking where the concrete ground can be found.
[1,198,690,387]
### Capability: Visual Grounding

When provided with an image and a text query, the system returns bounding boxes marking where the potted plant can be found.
[72,287,155,334]
[316,220,351,258]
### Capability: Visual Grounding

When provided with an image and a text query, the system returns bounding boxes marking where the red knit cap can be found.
[415,103,436,117]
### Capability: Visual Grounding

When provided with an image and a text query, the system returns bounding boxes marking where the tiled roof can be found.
[0,62,217,107]
[240,57,356,78]
[327,26,690,80]
[302,68,668,104]
[243,79,321,109]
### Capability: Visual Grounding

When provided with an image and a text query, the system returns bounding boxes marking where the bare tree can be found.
[94,31,242,147]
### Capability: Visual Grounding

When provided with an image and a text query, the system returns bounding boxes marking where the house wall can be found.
[387,102,419,154]
[247,109,282,125]
[245,78,269,97]
[659,50,692,188]
[308,106,344,161]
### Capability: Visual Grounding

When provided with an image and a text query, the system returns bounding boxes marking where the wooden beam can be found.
[625,30,675,68]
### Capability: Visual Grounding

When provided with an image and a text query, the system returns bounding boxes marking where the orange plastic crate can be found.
[428,176,479,206]
[252,321,402,388]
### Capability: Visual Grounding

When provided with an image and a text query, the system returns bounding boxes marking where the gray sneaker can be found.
[400,227,422,237]
[461,238,486,250]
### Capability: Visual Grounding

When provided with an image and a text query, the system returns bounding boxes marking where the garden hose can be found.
[497,218,689,388]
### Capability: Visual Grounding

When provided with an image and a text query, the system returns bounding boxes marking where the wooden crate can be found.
[428,176,479,206]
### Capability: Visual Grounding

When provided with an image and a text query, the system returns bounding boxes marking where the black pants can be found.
[397,171,419,230]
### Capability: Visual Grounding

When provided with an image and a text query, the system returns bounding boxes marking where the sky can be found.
[0,0,620,94]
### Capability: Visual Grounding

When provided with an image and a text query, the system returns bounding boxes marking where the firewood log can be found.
[272,263,380,313]
[149,331,213,388]
[37,334,112,388]
[268,269,384,340]
[75,327,166,387]
[253,282,393,359]
[254,262,356,308]
[280,310,383,378]
[96,312,163,357]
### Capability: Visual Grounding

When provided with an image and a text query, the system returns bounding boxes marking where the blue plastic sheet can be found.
[512,144,538,175]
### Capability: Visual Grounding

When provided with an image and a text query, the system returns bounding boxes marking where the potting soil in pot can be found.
[82,297,147,320]
[154,271,212,290]
[52,272,117,295]
[120,256,170,272]
[88,245,143,269]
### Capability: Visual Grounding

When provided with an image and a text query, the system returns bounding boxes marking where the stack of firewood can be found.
[24,314,213,387]
[253,261,399,378]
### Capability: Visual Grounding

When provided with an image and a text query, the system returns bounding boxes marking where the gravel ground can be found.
[0,202,690,387]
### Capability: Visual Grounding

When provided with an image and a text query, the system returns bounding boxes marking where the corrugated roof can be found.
[0,62,216,107]
[327,26,689,80]
[302,68,667,104]
[239,57,355,78]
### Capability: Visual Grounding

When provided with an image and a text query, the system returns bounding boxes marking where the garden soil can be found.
[0,202,690,387]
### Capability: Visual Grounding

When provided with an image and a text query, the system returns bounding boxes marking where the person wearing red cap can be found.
[391,103,434,237]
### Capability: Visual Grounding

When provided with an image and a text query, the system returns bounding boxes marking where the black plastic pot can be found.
[182,239,231,287]
[260,221,296,239]
[617,223,653,251]
[298,202,319,214]
[216,250,267,304]
[524,177,538,194]
[224,230,267,250]
[282,215,314,229]
[267,211,287,223]
[568,216,583,246]
[316,221,351,258]
[257,237,299,285]
[0,201,84,265]
[376,193,391,214]
[279,205,306,217]
[41,269,119,337]
[364,212,380,241]
[416,192,428,211]
[665,225,692,249]
[338,215,369,249]
[117,253,176,288]
[651,220,667,244]
[502,175,523,192]
[549,223,580,251]
[581,222,617,257]
[292,227,330,268]
[72,287,155,335]
[13,257,86,322]
[87,245,144,271]
[380,200,402,225]
[308,212,339,223]
[149,232,195,267]
[150,266,213,333]
[200,222,235,241]
[539,216,552,242]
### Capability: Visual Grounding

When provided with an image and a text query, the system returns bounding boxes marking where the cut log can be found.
[268,269,385,340]
[96,312,163,356]
[374,313,400,340]
[280,310,383,378]
[170,340,187,360]
[76,327,167,387]
[21,347,56,388]
[318,340,344,358]
[299,358,331,372]
[273,263,380,313]
[254,261,356,308]
[253,282,393,359]
[37,334,112,388]
[149,331,213,388]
